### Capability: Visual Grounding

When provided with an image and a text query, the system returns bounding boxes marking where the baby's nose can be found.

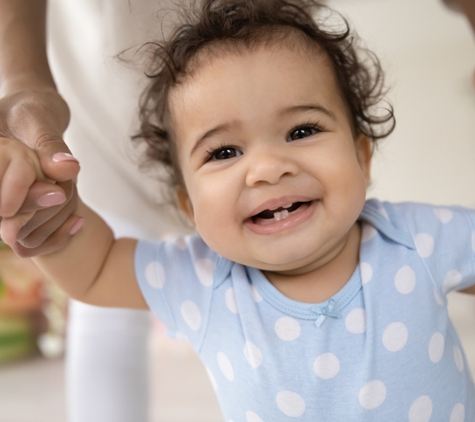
[245,148,299,187]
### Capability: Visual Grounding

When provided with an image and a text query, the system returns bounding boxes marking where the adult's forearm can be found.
[0,0,55,96]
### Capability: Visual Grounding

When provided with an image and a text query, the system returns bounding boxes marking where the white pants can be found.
[65,212,153,422]
[66,302,151,422]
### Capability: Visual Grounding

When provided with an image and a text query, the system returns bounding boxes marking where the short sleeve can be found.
[135,234,221,347]
[386,202,475,295]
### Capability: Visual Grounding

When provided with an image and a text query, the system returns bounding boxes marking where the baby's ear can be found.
[355,134,372,183]
[176,186,195,224]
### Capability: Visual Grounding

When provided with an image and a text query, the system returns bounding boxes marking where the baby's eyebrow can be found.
[190,121,239,157]
[281,104,336,120]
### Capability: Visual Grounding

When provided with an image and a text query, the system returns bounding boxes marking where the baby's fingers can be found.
[0,143,47,217]
[0,212,35,246]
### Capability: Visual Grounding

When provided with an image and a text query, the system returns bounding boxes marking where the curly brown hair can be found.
[133,0,395,189]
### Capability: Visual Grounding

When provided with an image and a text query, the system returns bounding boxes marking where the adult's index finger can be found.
[16,181,67,214]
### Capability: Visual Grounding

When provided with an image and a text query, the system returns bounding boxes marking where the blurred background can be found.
[1,0,474,421]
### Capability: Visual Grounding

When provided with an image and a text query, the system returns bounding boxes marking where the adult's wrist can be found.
[0,73,57,98]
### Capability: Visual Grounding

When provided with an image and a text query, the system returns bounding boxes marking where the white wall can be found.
[331,0,475,206]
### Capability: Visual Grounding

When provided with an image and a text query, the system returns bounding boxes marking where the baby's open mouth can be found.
[251,201,310,224]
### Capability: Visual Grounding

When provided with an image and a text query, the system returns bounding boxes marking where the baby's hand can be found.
[0,137,49,216]
[0,137,65,246]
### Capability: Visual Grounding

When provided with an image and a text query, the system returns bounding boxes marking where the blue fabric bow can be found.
[313,299,341,327]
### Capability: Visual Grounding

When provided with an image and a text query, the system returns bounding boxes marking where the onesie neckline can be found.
[247,265,362,322]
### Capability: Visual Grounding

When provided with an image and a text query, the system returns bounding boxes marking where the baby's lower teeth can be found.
[273,210,289,221]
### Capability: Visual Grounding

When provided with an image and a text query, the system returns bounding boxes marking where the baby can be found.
[1,0,474,420]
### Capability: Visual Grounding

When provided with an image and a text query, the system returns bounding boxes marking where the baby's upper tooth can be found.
[283,203,293,209]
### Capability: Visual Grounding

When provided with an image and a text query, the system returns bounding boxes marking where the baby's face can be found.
[169,44,371,275]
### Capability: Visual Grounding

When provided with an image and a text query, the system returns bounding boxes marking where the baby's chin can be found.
[225,248,324,275]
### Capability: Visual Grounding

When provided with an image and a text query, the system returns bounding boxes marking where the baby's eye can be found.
[287,126,320,142]
[208,147,242,161]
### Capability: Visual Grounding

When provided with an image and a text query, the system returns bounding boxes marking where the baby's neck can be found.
[264,222,361,304]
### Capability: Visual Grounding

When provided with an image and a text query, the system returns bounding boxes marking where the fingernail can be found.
[37,192,66,207]
[52,152,79,163]
[69,218,85,235]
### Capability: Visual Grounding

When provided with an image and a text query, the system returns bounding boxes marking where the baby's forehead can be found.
[166,35,344,129]
[179,27,332,82]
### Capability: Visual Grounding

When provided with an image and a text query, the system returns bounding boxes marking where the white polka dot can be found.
[174,237,188,250]
[414,233,435,258]
[250,285,263,302]
[217,352,234,381]
[246,411,264,422]
[244,341,263,368]
[195,258,215,286]
[443,270,462,294]
[394,265,416,294]
[145,261,166,289]
[358,380,387,409]
[361,225,377,242]
[206,367,218,391]
[225,287,239,314]
[180,300,202,331]
[382,322,408,352]
[408,395,433,422]
[360,262,373,285]
[429,332,445,363]
[345,308,366,334]
[276,391,306,417]
[453,346,464,372]
[313,353,340,379]
[433,208,453,223]
[275,317,301,341]
[434,289,444,306]
[450,403,465,422]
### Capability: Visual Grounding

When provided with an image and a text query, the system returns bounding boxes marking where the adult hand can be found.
[0,88,81,257]
[0,180,81,258]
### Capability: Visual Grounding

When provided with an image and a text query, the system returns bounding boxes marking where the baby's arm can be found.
[31,200,148,310]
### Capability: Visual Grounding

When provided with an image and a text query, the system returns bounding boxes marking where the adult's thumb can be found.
[35,135,80,183]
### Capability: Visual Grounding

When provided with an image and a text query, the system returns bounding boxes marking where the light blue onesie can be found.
[136,199,475,421]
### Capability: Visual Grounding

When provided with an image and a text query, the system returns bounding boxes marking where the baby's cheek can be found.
[194,211,232,253]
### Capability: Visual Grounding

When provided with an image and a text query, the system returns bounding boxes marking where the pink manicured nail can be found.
[37,192,66,207]
[69,218,85,235]
[52,152,79,163]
